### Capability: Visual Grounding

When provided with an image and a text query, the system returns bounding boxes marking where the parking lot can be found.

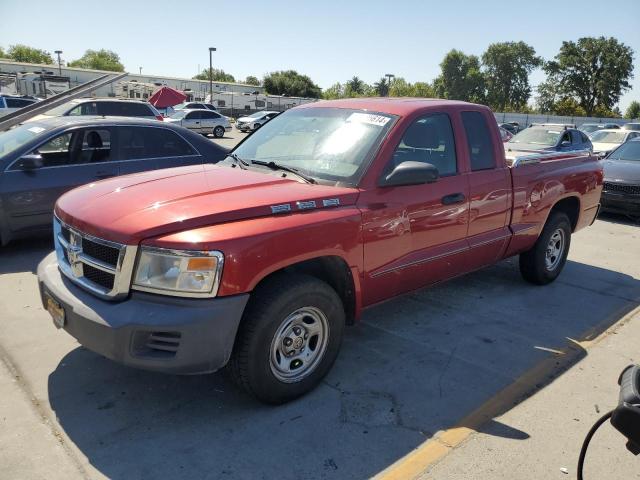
[0,122,638,479]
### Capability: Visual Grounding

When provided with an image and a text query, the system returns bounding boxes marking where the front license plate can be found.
[45,293,66,329]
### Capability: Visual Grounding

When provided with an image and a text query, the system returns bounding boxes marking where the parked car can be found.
[0,94,39,118]
[28,98,164,122]
[622,123,640,132]
[590,129,640,156]
[499,122,520,135]
[505,125,592,159]
[236,111,280,132]
[580,123,621,134]
[0,116,227,245]
[600,138,640,217]
[164,109,232,137]
[173,102,218,112]
[499,126,513,142]
[37,98,602,404]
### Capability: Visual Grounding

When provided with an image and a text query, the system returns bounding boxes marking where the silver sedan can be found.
[165,109,232,138]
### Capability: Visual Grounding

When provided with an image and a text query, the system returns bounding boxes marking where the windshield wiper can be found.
[226,152,249,170]
[251,160,316,184]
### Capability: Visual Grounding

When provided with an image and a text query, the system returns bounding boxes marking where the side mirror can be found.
[17,153,43,170]
[380,161,439,187]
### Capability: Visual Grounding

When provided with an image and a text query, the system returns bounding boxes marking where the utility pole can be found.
[209,47,216,103]
[54,50,63,76]
[385,73,395,97]
[139,67,142,75]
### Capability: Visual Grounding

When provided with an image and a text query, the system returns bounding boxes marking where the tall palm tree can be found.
[373,77,389,97]
[346,76,365,95]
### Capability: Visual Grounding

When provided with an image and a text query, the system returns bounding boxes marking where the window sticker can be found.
[346,112,390,127]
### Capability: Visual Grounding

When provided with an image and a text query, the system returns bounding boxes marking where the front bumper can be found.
[37,252,249,374]
[601,192,640,215]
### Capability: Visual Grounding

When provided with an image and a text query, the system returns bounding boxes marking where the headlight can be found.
[132,247,224,297]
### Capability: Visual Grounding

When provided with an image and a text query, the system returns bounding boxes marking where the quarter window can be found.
[391,113,457,176]
[461,111,496,171]
[117,127,195,160]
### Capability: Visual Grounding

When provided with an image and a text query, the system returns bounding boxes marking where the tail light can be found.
[155,115,164,121]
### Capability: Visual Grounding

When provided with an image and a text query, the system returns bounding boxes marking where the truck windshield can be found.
[0,123,49,158]
[232,107,395,184]
[509,128,561,146]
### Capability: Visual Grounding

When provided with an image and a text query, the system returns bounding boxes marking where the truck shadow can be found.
[0,235,52,275]
[47,258,640,480]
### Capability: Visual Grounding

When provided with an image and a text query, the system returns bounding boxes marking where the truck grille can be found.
[53,217,138,300]
[603,182,640,195]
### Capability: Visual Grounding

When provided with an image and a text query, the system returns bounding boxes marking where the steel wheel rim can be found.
[545,228,565,271]
[269,306,329,383]
[215,126,224,137]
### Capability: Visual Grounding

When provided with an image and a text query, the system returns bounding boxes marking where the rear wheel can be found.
[519,212,572,285]
[213,126,225,138]
[227,274,345,404]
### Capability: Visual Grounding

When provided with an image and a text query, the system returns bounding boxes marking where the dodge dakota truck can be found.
[38,98,603,404]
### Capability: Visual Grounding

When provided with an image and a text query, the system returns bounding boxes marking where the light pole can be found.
[208,47,216,103]
[139,67,142,75]
[54,50,63,76]
[385,73,395,96]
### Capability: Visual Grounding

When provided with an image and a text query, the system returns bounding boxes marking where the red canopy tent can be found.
[149,86,187,109]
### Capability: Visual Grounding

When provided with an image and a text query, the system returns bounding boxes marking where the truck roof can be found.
[298,98,482,116]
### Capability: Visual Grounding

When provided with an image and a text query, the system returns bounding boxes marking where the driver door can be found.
[0,128,117,234]
[360,113,470,305]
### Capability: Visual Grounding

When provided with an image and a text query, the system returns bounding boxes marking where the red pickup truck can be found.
[38,99,603,404]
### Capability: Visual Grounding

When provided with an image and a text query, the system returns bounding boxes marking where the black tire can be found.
[213,126,225,138]
[519,212,572,285]
[253,123,261,131]
[227,274,345,404]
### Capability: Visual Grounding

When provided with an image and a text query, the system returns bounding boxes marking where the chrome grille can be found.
[603,182,640,195]
[54,217,138,300]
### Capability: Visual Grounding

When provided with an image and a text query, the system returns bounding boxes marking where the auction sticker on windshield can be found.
[347,112,390,127]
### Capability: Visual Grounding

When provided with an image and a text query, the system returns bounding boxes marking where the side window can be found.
[580,131,590,143]
[461,111,496,171]
[560,131,571,145]
[67,105,82,116]
[80,102,98,115]
[118,127,195,160]
[391,113,457,176]
[6,98,33,108]
[217,100,226,107]
[186,111,201,120]
[77,129,112,163]
[200,111,216,119]
[31,132,74,167]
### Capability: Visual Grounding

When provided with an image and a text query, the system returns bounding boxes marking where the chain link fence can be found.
[494,111,637,127]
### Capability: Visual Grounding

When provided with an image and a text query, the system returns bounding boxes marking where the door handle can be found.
[442,193,466,205]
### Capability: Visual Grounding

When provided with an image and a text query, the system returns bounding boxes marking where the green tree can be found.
[7,44,53,64]
[263,70,321,98]
[0,46,6,58]
[193,68,235,82]
[626,101,640,120]
[322,82,345,99]
[535,80,561,113]
[345,76,365,95]
[412,82,435,98]
[482,41,541,111]
[244,75,260,86]
[433,49,485,103]
[373,77,389,96]
[68,49,124,72]
[388,78,415,97]
[551,97,587,117]
[544,37,634,116]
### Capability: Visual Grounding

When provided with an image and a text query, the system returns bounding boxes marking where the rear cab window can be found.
[461,111,496,170]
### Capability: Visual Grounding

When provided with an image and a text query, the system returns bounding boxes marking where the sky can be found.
[1,0,639,111]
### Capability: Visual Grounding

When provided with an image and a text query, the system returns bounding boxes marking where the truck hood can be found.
[603,159,640,184]
[55,164,359,244]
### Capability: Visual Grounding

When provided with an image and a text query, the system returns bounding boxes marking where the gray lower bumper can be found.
[37,252,249,374]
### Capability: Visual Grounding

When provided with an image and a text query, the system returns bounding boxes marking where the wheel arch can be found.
[549,195,581,232]
[250,255,360,325]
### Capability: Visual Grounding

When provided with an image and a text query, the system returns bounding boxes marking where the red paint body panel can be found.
[54,99,603,320]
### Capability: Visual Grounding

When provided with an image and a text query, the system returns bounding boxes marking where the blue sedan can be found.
[0,116,227,245]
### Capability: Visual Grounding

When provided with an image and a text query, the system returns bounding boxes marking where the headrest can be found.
[86,131,103,149]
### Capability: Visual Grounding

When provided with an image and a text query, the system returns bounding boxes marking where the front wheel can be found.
[519,212,572,285]
[213,126,225,138]
[227,274,345,404]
